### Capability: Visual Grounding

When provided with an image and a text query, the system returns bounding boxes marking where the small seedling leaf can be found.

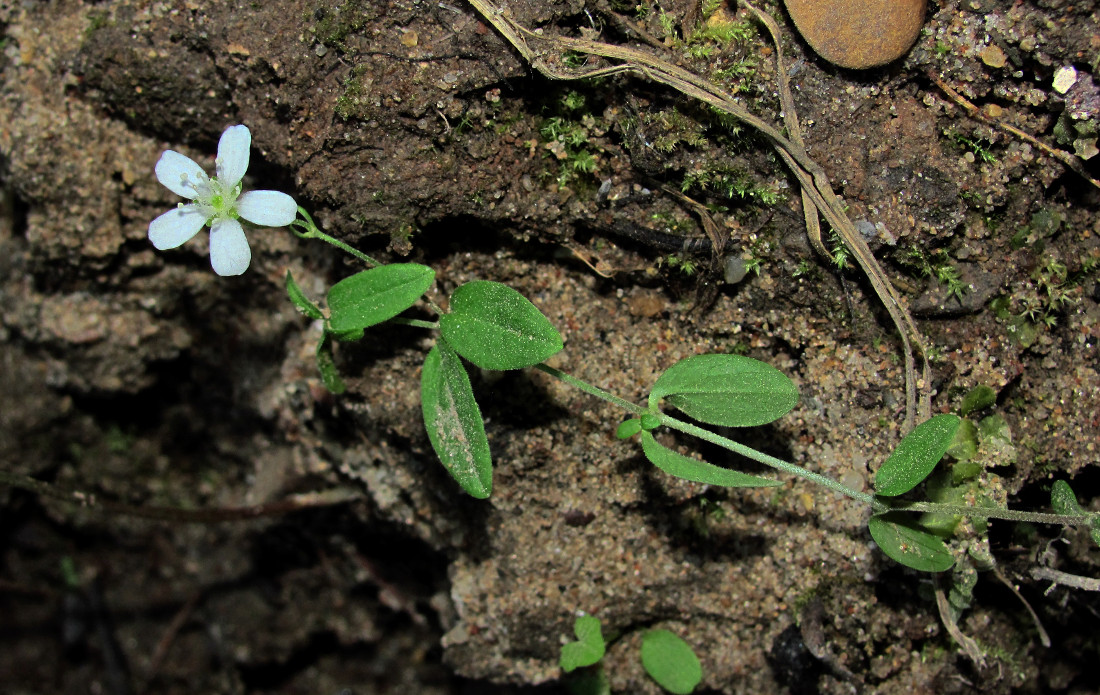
[874,414,962,497]
[868,513,955,572]
[945,419,978,462]
[648,354,798,427]
[640,431,781,488]
[640,629,702,695]
[439,281,563,370]
[315,333,346,394]
[1050,480,1081,516]
[616,419,642,439]
[639,413,661,431]
[285,270,323,320]
[327,263,435,333]
[959,384,996,416]
[560,616,606,672]
[421,343,492,499]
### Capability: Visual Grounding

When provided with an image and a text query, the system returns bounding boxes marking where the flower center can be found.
[204,176,240,220]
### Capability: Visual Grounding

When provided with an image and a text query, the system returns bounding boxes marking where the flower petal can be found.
[236,190,298,227]
[148,204,209,250]
[209,218,251,276]
[216,125,250,188]
[155,151,207,199]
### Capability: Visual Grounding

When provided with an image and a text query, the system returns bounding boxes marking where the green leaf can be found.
[959,385,996,416]
[327,263,435,334]
[640,629,702,695]
[868,513,955,572]
[639,413,661,431]
[648,354,798,427]
[439,280,563,370]
[560,616,606,672]
[1051,479,1082,515]
[616,419,642,439]
[285,270,323,320]
[874,414,962,497]
[315,333,346,394]
[640,432,781,488]
[420,343,492,499]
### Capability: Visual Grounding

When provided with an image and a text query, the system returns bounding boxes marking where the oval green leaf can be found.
[560,615,606,672]
[421,343,492,499]
[874,414,962,497]
[327,263,435,333]
[868,513,955,572]
[1051,479,1082,516]
[286,270,323,320]
[640,431,781,488]
[439,280,563,370]
[640,629,702,695]
[959,384,996,416]
[648,354,798,427]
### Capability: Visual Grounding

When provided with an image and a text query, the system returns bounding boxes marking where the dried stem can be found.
[467,0,931,427]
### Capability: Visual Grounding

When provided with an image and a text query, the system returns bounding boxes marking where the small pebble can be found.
[1052,65,1078,94]
[981,44,1006,69]
[782,0,927,69]
[724,256,749,284]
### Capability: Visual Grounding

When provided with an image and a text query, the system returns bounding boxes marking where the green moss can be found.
[309,0,378,53]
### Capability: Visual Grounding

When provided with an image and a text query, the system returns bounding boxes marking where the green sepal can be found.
[874,414,962,497]
[616,419,642,439]
[421,343,492,499]
[327,263,435,334]
[648,354,798,427]
[439,280,563,370]
[285,270,323,320]
[868,513,955,572]
[640,431,781,488]
[315,332,346,394]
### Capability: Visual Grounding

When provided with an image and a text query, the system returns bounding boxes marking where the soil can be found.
[2,1,1099,694]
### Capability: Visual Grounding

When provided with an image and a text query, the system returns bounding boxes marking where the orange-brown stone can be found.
[782,0,927,70]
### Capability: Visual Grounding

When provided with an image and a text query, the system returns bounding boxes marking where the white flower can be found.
[148,124,297,276]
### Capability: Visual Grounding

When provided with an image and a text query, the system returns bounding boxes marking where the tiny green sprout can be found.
[561,615,606,672]
[640,413,661,431]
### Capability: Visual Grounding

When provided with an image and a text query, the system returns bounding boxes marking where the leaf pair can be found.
[423,281,564,498]
[869,414,962,572]
[633,354,799,489]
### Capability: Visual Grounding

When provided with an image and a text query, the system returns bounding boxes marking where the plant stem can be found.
[292,207,380,267]
[292,207,446,316]
[658,413,881,507]
[533,363,881,508]
[888,501,1092,527]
